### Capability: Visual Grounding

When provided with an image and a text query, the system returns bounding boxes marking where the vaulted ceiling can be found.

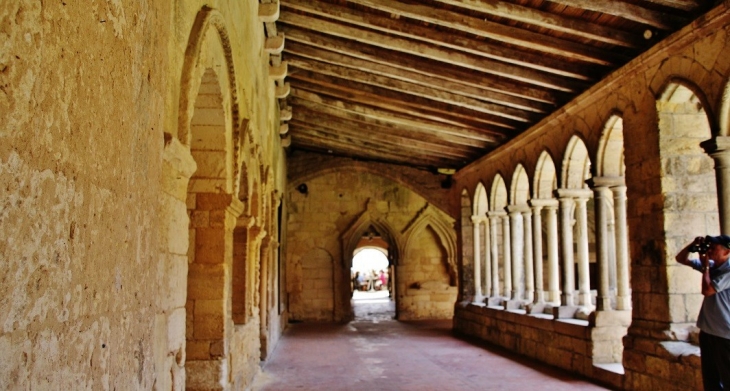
[268,0,715,172]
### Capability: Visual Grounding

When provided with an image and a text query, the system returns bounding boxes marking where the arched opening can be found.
[658,82,717,334]
[460,189,474,300]
[533,151,560,306]
[472,183,489,301]
[351,246,394,321]
[490,175,509,303]
[185,67,234,388]
[560,136,595,308]
[509,164,532,303]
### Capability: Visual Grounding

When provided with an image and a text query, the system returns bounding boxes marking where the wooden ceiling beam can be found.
[286,55,539,123]
[287,3,620,65]
[290,108,479,157]
[291,120,472,161]
[281,25,566,104]
[282,0,602,79]
[288,74,521,134]
[280,11,586,91]
[291,133,459,168]
[289,94,496,148]
[544,0,685,30]
[285,40,553,115]
[428,0,642,47]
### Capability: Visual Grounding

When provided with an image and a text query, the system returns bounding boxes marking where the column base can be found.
[552,305,579,319]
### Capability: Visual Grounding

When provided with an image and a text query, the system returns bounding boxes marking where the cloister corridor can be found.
[252,293,609,391]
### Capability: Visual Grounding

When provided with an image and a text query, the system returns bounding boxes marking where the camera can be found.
[689,236,712,254]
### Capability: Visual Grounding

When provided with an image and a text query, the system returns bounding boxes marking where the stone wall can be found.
[1,1,285,390]
[452,4,730,390]
[286,159,457,322]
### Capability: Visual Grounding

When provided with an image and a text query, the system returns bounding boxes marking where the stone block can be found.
[194,299,225,316]
[168,307,187,352]
[194,315,225,339]
[187,341,211,361]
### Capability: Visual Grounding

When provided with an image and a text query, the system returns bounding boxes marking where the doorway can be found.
[351,247,395,321]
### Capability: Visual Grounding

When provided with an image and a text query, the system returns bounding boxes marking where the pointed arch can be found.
[340,200,403,268]
[596,114,625,178]
[474,182,489,215]
[402,204,458,285]
[562,136,592,189]
[511,164,530,205]
[178,6,244,195]
[490,174,508,211]
[534,151,557,199]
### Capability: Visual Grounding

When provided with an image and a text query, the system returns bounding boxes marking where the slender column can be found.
[557,191,576,306]
[471,215,483,300]
[592,183,611,311]
[482,216,492,298]
[611,184,631,310]
[545,202,561,304]
[501,213,512,298]
[703,137,730,233]
[488,212,502,297]
[574,193,592,307]
[530,201,545,303]
[508,206,525,300]
[523,209,534,303]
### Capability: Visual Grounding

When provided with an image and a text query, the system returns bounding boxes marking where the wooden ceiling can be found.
[270,0,714,172]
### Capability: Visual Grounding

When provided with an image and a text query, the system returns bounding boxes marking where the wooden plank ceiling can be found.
[269,0,713,172]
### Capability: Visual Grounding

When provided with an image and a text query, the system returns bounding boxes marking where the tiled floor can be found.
[252,292,610,391]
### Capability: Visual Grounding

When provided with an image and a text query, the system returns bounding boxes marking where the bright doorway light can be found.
[352,248,388,273]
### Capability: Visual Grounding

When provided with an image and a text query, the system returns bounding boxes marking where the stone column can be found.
[471,215,484,301]
[573,191,593,307]
[488,212,502,297]
[501,212,512,299]
[529,200,545,303]
[523,209,534,303]
[544,201,561,304]
[611,184,631,310]
[703,136,730,233]
[557,191,576,307]
[592,181,612,311]
[508,206,525,300]
[482,216,492,299]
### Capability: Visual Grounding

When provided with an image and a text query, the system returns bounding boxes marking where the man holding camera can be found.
[676,235,730,391]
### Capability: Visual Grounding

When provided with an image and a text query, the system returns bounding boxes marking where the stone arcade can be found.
[3,1,730,390]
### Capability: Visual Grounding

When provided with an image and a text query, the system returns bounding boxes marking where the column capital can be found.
[701,135,730,155]
[529,198,558,208]
[555,188,593,200]
[487,210,507,218]
[586,176,625,189]
[471,215,487,224]
[506,204,531,215]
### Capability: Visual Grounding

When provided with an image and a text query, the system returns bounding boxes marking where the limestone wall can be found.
[1,1,284,390]
[452,4,730,390]
[286,159,456,322]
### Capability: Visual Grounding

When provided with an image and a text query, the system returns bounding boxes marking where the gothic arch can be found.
[340,200,403,268]
[596,114,625,178]
[510,164,530,205]
[562,136,592,190]
[474,182,489,215]
[402,204,458,286]
[490,174,508,211]
[178,6,244,194]
[533,151,557,199]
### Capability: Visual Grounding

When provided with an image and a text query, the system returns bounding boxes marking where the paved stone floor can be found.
[252,292,609,390]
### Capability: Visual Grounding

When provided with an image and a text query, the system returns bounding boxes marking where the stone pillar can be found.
[523,208,534,303]
[529,200,546,304]
[544,201,561,304]
[482,216,492,298]
[507,206,525,300]
[488,212,502,298]
[703,136,730,233]
[471,215,484,301]
[574,192,592,308]
[557,191,576,307]
[611,184,631,310]
[501,212,512,299]
[592,181,612,311]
